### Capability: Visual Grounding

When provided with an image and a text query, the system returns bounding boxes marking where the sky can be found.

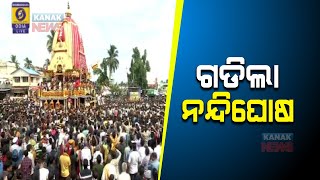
[0,0,176,83]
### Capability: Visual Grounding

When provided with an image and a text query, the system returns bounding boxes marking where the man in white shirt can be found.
[142,129,151,142]
[58,130,65,146]
[148,145,154,154]
[45,137,53,154]
[118,162,130,180]
[100,131,106,145]
[10,137,22,153]
[128,142,141,179]
[119,127,127,142]
[77,131,86,142]
[11,137,23,167]
[138,141,146,160]
[39,160,49,180]
[93,146,103,165]
[154,142,161,161]
[124,144,131,163]
[81,144,92,169]
[27,144,35,175]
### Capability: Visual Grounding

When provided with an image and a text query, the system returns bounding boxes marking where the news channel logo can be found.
[12,2,30,34]
[261,133,294,152]
[31,13,64,32]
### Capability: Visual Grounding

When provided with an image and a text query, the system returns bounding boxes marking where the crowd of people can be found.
[0,95,165,180]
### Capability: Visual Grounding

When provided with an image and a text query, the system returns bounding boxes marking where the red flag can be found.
[75,79,80,88]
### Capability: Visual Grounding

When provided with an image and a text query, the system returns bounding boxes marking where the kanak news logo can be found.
[261,133,294,152]
[32,13,64,32]
[12,2,30,34]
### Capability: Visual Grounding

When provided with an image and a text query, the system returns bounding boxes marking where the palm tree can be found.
[43,58,50,69]
[9,55,19,69]
[46,30,55,54]
[109,83,121,95]
[93,58,109,89]
[106,45,119,81]
[24,57,34,69]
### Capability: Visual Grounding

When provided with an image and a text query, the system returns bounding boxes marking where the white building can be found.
[0,60,16,98]
[0,60,16,83]
[10,68,42,96]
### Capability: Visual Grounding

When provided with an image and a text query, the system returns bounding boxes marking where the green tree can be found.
[93,58,109,90]
[43,58,50,69]
[9,55,19,69]
[127,47,151,89]
[46,30,55,53]
[141,49,150,88]
[24,57,34,69]
[119,81,126,86]
[127,48,140,86]
[109,83,121,95]
[106,45,119,81]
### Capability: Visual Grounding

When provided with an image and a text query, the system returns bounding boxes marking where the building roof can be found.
[23,68,40,75]
[11,68,40,76]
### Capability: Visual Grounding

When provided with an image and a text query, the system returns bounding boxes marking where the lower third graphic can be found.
[261,133,294,152]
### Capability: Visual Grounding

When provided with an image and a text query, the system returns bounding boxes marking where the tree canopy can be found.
[24,57,34,69]
[43,58,50,69]
[127,47,151,89]
[106,45,119,81]
[93,44,121,90]
[9,55,19,69]
[46,30,55,54]
[93,58,109,89]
